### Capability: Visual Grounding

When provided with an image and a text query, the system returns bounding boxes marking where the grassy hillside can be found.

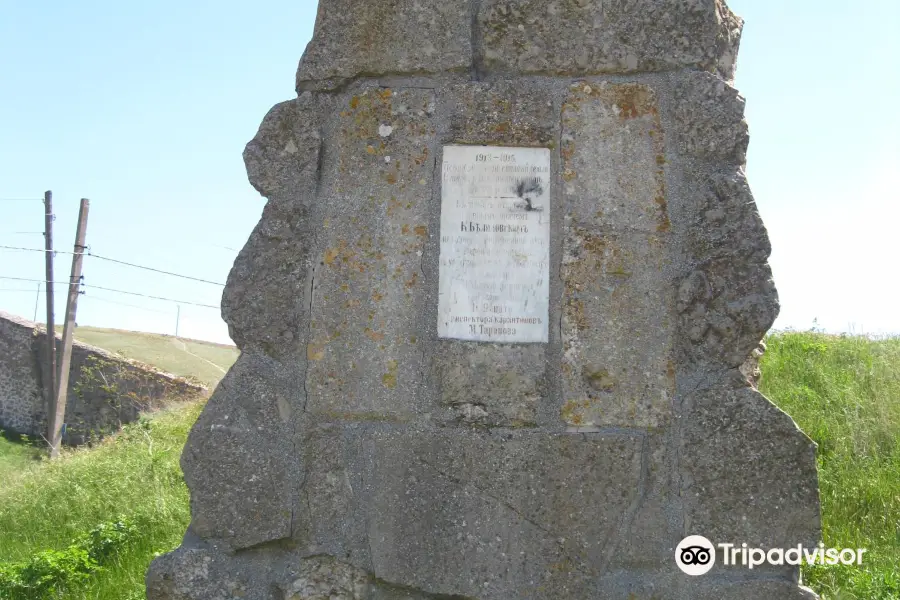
[760,333,899,599]
[0,332,897,599]
[66,326,239,387]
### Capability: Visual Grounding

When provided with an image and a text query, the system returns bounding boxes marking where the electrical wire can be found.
[84,285,220,309]
[85,295,176,315]
[0,275,219,309]
[0,245,225,286]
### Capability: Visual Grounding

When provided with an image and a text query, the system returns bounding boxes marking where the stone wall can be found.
[0,311,205,445]
[0,312,45,435]
[148,2,822,599]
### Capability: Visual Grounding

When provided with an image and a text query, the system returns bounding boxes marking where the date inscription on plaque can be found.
[438,145,550,343]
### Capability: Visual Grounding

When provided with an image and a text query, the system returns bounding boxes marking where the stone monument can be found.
[147,1,821,598]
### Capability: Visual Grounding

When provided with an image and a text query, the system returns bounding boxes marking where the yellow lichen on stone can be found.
[382,359,399,389]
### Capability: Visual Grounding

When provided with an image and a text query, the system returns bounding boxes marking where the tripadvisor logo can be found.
[675,536,868,576]
[676,536,716,576]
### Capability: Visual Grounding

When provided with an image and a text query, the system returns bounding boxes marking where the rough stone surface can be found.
[0,311,203,445]
[297,0,744,91]
[149,1,822,599]
[180,352,297,550]
[304,88,435,419]
[677,256,779,369]
[442,80,558,147]
[226,95,322,357]
[674,70,749,165]
[296,0,473,91]
[480,0,743,80]
[740,340,767,389]
[560,83,674,429]
[685,169,772,263]
[680,372,821,554]
[434,342,545,426]
[0,312,44,434]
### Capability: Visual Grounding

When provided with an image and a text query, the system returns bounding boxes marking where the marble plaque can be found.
[438,145,551,343]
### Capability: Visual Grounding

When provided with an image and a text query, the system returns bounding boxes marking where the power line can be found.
[0,275,219,309]
[84,285,220,309]
[0,244,73,255]
[85,294,175,315]
[86,253,225,286]
[0,275,67,285]
[0,245,225,286]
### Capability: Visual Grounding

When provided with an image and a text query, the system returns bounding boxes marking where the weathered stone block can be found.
[364,430,645,597]
[284,556,369,600]
[674,70,749,164]
[225,96,322,356]
[561,229,675,429]
[606,433,681,570]
[679,373,821,554]
[677,256,779,368]
[562,82,669,234]
[243,95,322,206]
[181,352,298,549]
[685,170,771,264]
[443,80,558,147]
[298,421,372,563]
[480,0,743,80]
[223,202,313,357]
[296,0,472,91]
[147,547,259,600]
[305,88,435,419]
[559,82,675,430]
[434,342,545,426]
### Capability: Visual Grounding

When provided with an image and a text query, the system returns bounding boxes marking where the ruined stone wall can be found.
[148,2,821,599]
[0,311,205,444]
[0,312,45,435]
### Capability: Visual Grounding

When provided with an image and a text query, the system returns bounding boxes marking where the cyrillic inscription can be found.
[438,145,550,343]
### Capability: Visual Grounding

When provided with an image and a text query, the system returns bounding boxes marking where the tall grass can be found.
[761,332,900,599]
[0,401,204,599]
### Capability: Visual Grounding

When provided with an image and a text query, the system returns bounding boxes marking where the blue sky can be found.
[0,1,896,344]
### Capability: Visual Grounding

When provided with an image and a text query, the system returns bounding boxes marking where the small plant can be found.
[0,517,136,600]
[0,547,98,600]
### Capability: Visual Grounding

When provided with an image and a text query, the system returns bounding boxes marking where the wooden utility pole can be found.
[43,190,57,447]
[49,198,90,458]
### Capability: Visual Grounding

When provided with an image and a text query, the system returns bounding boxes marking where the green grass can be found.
[0,331,897,599]
[0,432,44,483]
[0,401,204,600]
[760,332,900,599]
[64,326,239,387]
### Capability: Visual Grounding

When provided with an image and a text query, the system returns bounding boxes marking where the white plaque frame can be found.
[437,145,551,343]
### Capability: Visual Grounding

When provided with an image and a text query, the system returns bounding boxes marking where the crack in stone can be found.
[600,434,651,572]
[291,130,326,541]
[414,455,596,577]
